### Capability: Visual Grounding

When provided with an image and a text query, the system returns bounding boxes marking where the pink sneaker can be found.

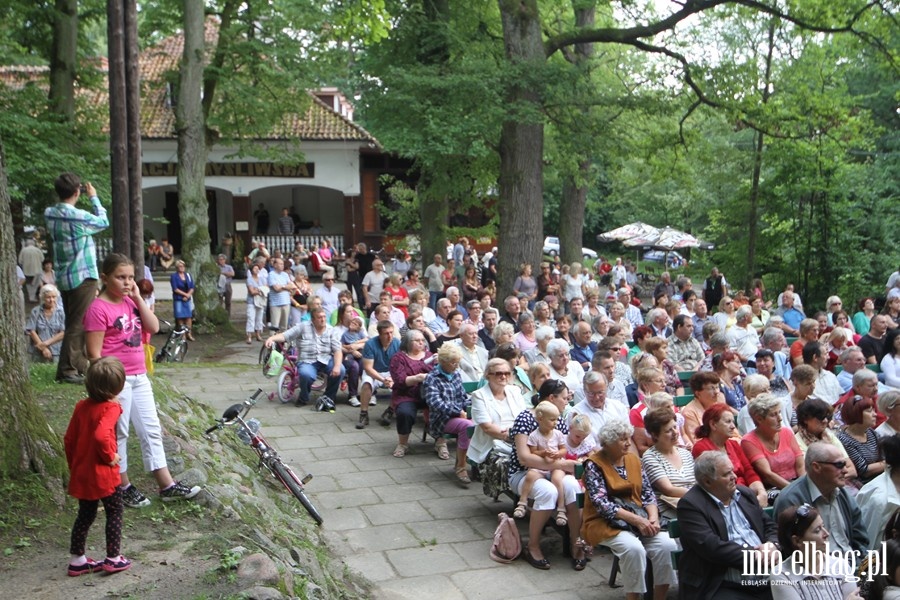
[102,556,132,574]
[67,558,102,577]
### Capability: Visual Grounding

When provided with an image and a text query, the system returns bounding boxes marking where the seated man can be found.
[803,342,842,406]
[727,306,760,365]
[667,314,704,371]
[678,451,780,600]
[568,371,628,444]
[264,307,345,407]
[570,321,597,371]
[773,290,805,337]
[837,347,890,394]
[353,320,400,429]
[774,441,869,556]
[458,323,488,383]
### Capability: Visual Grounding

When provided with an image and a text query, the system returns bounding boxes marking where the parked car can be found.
[543,237,598,261]
[642,250,687,268]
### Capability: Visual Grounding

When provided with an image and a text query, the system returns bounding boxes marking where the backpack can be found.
[489,512,521,564]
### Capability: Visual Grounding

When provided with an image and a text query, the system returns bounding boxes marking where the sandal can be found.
[513,502,528,519]
[435,440,450,460]
[455,467,471,485]
[392,444,408,458]
[555,509,568,527]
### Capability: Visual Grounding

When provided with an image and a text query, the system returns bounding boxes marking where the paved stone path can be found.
[160,339,673,600]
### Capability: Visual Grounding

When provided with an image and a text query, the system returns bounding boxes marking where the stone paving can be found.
[159,339,676,600]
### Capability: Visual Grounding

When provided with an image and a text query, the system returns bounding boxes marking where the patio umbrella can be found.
[597,222,660,243]
[623,226,701,250]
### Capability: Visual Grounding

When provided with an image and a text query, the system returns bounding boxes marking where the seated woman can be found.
[740,393,805,495]
[882,328,900,390]
[492,342,533,395]
[508,380,585,570]
[692,403,768,506]
[877,391,900,439]
[555,314,574,347]
[682,371,727,446]
[641,407,695,519]
[467,358,530,465]
[422,344,476,484]
[837,392,885,489]
[644,337,684,397]
[793,397,855,481]
[25,284,65,362]
[514,313,538,352]
[770,504,857,599]
[389,330,433,458]
[523,326,554,366]
[582,421,677,600]
[628,367,666,455]
[858,434,900,549]
[713,350,746,412]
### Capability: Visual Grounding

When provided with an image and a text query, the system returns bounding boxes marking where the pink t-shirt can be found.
[741,427,803,482]
[83,296,146,375]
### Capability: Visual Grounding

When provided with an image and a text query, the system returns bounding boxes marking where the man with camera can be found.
[44,173,109,384]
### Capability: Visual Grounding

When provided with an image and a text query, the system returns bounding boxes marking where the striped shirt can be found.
[44,197,109,290]
[282,321,340,365]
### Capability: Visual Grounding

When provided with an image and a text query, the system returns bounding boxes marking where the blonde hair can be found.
[569,413,592,435]
[646,392,674,410]
[534,400,560,422]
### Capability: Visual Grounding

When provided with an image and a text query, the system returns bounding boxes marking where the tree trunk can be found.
[125,0,145,277]
[108,0,131,254]
[497,0,545,299]
[419,185,449,270]
[0,136,68,501]
[177,0,224,325]
[48,0,78,123]
[559,1,595,267]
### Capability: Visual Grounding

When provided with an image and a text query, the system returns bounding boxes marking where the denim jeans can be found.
[297,359,345,404]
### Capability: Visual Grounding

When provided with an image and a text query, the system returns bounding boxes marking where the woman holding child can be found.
[582,420,677,600]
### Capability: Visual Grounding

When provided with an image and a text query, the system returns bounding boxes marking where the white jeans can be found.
[600,530,678,594]
[246,302,265,334]
[511,471,580,511]
[117,374,168,474]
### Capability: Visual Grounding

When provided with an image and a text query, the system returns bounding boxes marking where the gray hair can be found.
[446,286,459,296]
[485,358,508,376]
[852,368,878,388]
[709,333,728,350]
[647,308,666,323]
[877,391,900,416]
[743,374,771,399]
[582,370,607,388]
[702,321,720,341]
[761,327,784,347]
[518,312,535,326]
[492,322,514,341]
[840,347,864,364]
[400,329,425,353]
[459,323,478,336]
[535,326,556,343]
[646,392,674,410]
[547,339,570,359]
[747,393,783,421]
[805,441,836,471]
[38,284,59,302]
[596,420,634,446]
[694,451,731,484]
[735,306,753,322]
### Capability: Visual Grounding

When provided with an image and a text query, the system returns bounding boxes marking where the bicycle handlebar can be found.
[205,389,266,435]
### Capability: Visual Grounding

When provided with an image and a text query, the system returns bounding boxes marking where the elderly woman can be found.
[467,358,530,465]
[837,392,885,488]
[582,421,677,599]
[627,325,652,362]
[713,350,746,412]
[245,262,267,343]
[692,403,768,506]
[590,315,610,345]
[170,259,195,339]
[609,302,633,338]
[582,291,606,321]
[858,434,900,549]
[25,284,65,362]
[712,295,737,333]
[793,397,856,476]
[389,330,434,458]
[736,374,782,435]
[463,299,483,330]
[749,296,771,334]
[644,337,684,397]
[514,313,538,352]
[546,338,584,401]
[532,300,555,329]
[741,393,805,492]
[836,368,882,427]
[523,326,554,366]
[681,371,727,446]
[492,342,532,394]
[876,391,900,439]
[508,379,585,570]
[492,321,515,347]
[641,407,696,519]
[422,344,476,484]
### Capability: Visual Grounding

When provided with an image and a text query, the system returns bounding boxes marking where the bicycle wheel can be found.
[155,341,170,363]
[277,369,295,404]
[271,461,323,526]
[259,344,272,376]
[171,337,188,363]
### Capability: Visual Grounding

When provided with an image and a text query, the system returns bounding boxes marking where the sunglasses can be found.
[792,503,813,529]
[815,460,847,470]
[490,371,512,377]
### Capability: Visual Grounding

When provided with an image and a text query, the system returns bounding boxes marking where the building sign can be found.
[142,162,315,178]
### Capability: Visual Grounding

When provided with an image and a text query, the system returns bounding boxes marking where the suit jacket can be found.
[677,484,776,600]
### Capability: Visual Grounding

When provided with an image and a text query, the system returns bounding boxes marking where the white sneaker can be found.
[348,396,361,407]
[369,396,377,406]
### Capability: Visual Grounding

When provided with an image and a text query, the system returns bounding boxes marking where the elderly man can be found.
[678,451,780,600]
[653,272,676,301]
[458,323,488,383]
[667,314,704,371]
[860,314,889,365]
[429,298,452,335]
[423,254,445,311]
[568,372,628,443]
[500,295,521,330]
[836,347,889,395]
[727,306,760,364]
[479,308,499,352]
[570,321,597,371]
[314,271,341,315]
[774,441,869,555]
[760,327,792,379]
[673,276,692,303]
[361,259,389,312]
[591,351,629,409]
[773,291,805,337]
[645,308,672,338]
[548,339,584,401]
[800,342,842,406]
[691,298,710,343]
[619,288,643,328]
[702,267,728,310]
[445,286,468,319]
[216,253,235,315]
[353,320,400,429]
[265,307,345,407]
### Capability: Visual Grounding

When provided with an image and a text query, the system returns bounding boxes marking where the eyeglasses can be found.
[490,371,512,378]
[815,460,847,470]
[323,279,334,282]
[586,389,607,397]
[725,301,734,305]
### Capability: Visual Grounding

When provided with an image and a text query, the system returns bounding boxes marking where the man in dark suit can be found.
[677,451,781,600]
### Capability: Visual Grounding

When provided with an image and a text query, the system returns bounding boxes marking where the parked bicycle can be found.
[156,319,189,363]
[258,326,286,377]
[204,389,323,525]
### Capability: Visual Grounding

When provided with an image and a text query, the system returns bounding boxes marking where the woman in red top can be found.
[64,357,131,575]
[691,403,768,506]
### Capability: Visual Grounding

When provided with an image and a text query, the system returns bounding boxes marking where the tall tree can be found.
[0,134,67,499]
[48,0,77,122]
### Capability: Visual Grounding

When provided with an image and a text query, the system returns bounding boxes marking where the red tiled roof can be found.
[1,17,377,145]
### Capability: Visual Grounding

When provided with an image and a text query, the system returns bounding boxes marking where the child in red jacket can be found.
[64,357,132,576]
